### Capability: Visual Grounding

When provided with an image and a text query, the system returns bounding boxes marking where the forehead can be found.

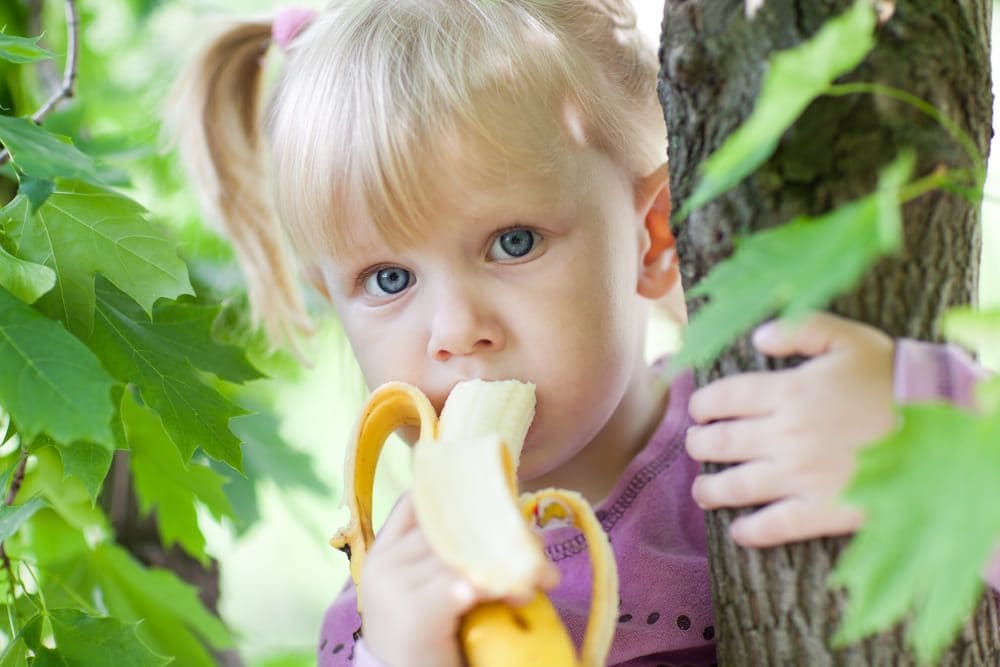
[335,126,584,254]
[323,88,591,251]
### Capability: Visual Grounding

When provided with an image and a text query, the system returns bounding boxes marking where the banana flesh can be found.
[330,379,619,666]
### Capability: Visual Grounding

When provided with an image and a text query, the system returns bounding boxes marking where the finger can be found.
[729,498,865,548]
[375,492,417,543]
[689,372,785,423]
[415,567,480,616]
[382,524,434,564]
[752,312,871,359]
[538,561,560,590]
[685,417,775,463]
[503,562,561,606]
[691,460,784,510]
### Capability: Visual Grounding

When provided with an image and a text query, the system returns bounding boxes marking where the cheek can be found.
[335,306,423,389]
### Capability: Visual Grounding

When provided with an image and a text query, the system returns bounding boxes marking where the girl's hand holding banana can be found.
[360,493,532,667]
[331,380,619,667]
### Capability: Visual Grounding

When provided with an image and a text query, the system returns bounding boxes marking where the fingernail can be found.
[729,519,746,543]
[691,476,707,508]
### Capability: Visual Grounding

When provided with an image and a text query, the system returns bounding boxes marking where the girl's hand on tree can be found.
[684,312,896,548]
[359,492,483,667]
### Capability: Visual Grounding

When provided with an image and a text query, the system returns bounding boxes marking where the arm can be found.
[893,339,1000,592]
[893,338,990,408]
[319,583,377,667]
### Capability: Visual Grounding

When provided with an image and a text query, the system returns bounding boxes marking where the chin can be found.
[515,440,574,485]
[514,438,547,481]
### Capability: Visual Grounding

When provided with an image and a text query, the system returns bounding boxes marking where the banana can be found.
[330,379,618,666]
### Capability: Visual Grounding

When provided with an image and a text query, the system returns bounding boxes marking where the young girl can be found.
[170,1,996,665]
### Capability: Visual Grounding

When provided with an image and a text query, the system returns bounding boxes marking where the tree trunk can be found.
[658,0,1000,663]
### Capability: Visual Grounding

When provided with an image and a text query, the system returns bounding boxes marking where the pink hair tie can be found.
[272,7,318,52]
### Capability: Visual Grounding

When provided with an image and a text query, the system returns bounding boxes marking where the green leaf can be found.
[209,460,259,534]
[122,389,234,564]
[89,277,247,468]
[0,639,27,667]
[0,285,115,448]
[0,33,54,64]
[16,447,110,541]
[215,411,330,534]
[144,299,263,384]
[22,609,170,666]
[679,0,877,218]
[0,495,46,542]
[0,457,19,499]
[941,307,1000,359]
[18,175,55,212]
[831,405,1000,663]
[0,242,56,303]
[52,440,115,504]
[1,185,193,335]
[251,651,316,667]
[975,376,1000,413]
[0,117,102,184]
[233,412,328,495]
[12,506,89,568]
[24,516,231,665]
[88,543,232,665]
[673,153,911,370]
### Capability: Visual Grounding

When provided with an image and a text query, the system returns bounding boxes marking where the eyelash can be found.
[356,226,545,299]
[359,264,414,299]
[487,226,544,261]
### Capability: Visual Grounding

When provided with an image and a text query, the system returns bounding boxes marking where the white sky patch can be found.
[746,0,766,20]
[634,0,663,44]
[877,0,896,25]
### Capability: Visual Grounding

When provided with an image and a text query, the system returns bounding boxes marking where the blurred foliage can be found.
[0,0,331,663]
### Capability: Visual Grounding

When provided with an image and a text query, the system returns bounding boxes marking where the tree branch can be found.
[0,0,80,168]
[0,451,28,595]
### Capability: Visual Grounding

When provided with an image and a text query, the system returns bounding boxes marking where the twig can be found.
[4,450,27,507]
[0,0,80,168]
[0,451,28,596]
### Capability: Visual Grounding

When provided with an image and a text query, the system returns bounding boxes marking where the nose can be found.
[426,284,505,362]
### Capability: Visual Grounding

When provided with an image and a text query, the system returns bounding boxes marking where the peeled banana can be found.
[330,379,619,666]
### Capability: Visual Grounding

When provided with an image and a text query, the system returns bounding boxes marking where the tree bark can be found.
[658,0,1000,663]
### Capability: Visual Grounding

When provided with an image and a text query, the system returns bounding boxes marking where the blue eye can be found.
[363,266,412,296]
[489,228,539,260]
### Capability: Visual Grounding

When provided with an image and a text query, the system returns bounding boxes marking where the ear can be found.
[635,163,678,299]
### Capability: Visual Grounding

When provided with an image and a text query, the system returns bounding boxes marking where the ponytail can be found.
[166,19,312,348]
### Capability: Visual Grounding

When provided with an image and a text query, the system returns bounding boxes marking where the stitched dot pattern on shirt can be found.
[646,612,660,624]
[703,625,715,640]
[676,614,691,630]
[618,613,633,623]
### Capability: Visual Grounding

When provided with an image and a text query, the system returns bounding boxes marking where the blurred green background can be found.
[9,0,997,664]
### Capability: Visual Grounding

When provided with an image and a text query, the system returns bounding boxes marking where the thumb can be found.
[752,312,864,359]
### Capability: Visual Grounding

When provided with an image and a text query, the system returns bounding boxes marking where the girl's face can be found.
[321,145,658,480]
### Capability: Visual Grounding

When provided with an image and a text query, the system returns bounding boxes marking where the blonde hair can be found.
[168,0,665,346]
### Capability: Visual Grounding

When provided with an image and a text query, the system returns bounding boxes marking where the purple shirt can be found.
[319,340,994,666]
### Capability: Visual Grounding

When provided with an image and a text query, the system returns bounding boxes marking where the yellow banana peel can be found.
[330,380,619,666]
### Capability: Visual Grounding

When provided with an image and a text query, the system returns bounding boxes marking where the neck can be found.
[521,363,670,505]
